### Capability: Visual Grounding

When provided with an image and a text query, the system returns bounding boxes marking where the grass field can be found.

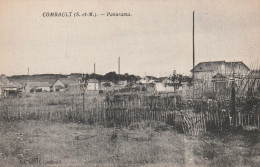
[0,93,259,166]
[0,120,259,167]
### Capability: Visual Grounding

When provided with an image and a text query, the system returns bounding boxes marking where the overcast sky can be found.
[0,0,259,77]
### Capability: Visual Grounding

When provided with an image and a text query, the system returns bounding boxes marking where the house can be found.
[8,74,65,91]
[68,73,84,83]
[0,76,19,97]
[53,78,81,92]
[138,76,158,84]
[0,85,19,97]
[25,82,51,93]
[191,61,250,81]
[87,79,99,91]
[161,78,174,84]
[118,80,128,86]
[191,61,250,88]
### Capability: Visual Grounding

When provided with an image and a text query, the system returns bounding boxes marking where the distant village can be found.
[0,60,259,100]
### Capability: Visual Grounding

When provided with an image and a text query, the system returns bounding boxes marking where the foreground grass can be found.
[0,120,259,167]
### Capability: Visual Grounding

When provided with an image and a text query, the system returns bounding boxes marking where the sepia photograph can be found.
[0,0,259,166]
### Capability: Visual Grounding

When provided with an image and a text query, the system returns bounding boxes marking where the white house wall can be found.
[39,87,51,92]
[87,83,99,90]
[155,83,174,92]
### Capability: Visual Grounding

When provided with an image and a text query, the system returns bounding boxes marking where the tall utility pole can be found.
[94,63,96,90]
[81,73,88,114]
[27,67,30,83]
[192,11,195,99]
[193,11,195,73]
[94,63,96,74]
[118,57,120,82]
[231,62,236,115]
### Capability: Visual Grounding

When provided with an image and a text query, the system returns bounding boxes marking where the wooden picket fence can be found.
[1,104,259,135]
[0,105,203,135]
[203,111,260,131]
[230,112,260,130]
[182,113,206,135]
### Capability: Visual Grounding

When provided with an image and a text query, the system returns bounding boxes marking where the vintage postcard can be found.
[0,0,259,166]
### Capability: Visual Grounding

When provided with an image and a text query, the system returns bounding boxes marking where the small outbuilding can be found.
[87,79,99,91]
[0,75,20,97]
[53,78,81,92]
[0,85,19,98]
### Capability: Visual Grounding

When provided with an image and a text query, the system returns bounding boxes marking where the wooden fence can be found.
[230,112,260,129]
[182,113,206,135]
[0,104,259,135]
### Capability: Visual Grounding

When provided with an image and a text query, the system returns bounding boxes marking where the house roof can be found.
[9,76,59,86]
[88,79,99,83]
[225,61,250,71]
[191,61,250,72]
[69,73,82,78]
[157,77,167,82]
[1,85,18,88]
[58,78,79,85]
[191,61,225,72]
[162,78,174,84]
[212,73,227,79]
[12,82,23,87]
[26,82,51,88]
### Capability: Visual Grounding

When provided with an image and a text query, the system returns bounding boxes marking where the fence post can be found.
[238,112,241,126]
[220,113,223,131]
[229,114,231,126]
[257,114,260,130]
[102,109,106,127]
[203,114,206,133]
[19,106,22,119]
[250,114,253,126]
[248,114,249,126]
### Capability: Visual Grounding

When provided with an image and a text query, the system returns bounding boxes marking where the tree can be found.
[104,72,119,83]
